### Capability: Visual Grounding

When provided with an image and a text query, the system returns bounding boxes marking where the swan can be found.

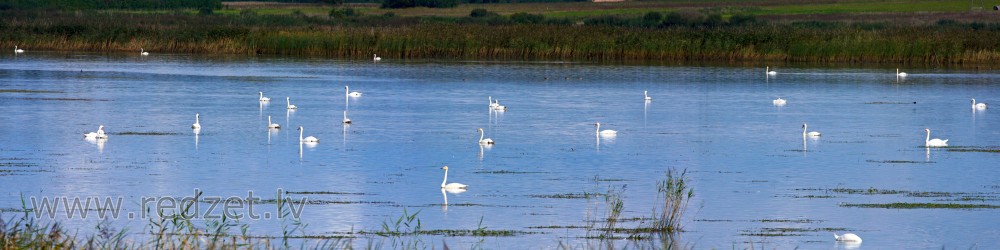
[773,97,786,106]
[924,128,948,147]
[478,128,494,145]
[802,123,821,137]
[896,68,907,77]
[488,96,498,108]
[644,91,652,101]
[267,115,280,129]
[972,98,988,110]
[298,126,319,143]
[258,91,270,102]
[84,125,108,139]
[440,166,468,189]
[346,85,362,97]
[373,54,382,61]
[833,233,862,242]
[343,110,352,124]
[595,123,617,136]
[492,99,507,110]
[766,66,776,75]
[191,113,201,129]
[14,46,24,53]
[140,48,149,56]
[286,97,297,109]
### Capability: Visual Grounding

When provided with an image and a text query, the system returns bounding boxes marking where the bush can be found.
[728,13,755,26]
[510,12,544,24]
[382,0,457,8]
[329,7,357,18]
[469,8,498,18]
[198,8,214,15]
[643,11,662,23]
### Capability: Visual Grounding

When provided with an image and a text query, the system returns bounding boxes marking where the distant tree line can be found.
[0,0,221,10]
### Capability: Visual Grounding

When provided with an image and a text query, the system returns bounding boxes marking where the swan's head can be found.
[478,128,483,132]
[196,113,200,118]
[298,126,303,131]
[925,128,930,132]
[802,123,807,128]
[441,166,449,170]
[99,125,105,130]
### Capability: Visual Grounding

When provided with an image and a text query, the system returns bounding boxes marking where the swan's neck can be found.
[299,128,304,141]
[925,130,931,143]
[479,129,485,141]
[344,111,348,119]
[268,116,272,124]
[441,169,448,187]
[195,115,199,124]
[596,123,600,134]
[802,124,807,136]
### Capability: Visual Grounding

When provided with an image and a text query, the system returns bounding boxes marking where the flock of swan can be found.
[72,62,995,244]
[767,66,988,149]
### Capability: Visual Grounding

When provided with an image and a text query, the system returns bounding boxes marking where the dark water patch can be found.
[947,147,1000,153]
[827,141,867,144]
[0,162,39,167]
[475,170,546,174]
[285,191,369,195]
[841,203,1000,209]
[0,89,64,93]
[869,134,902,138]
[695,219,733,222]
[13,97,111,102]
[937,196,1000,202]
[792,195,839,199]
[526,225,590,229]
[755,219,824,223]
[866,160,931,164]
[113,132,180,136]
[355,229,537,237]
[829,188,908,195]
[529,193,601,199]
[864,101,916,104]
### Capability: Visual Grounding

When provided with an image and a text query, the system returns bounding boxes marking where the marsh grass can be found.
[841,202,1000,209]
[652,168,693,234]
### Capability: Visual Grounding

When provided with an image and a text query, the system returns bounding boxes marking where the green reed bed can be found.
[2,10,1000,64]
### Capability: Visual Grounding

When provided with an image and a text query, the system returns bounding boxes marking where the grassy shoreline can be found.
[2,5,1000,65]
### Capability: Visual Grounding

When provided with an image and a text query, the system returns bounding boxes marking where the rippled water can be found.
[1,53,999,248]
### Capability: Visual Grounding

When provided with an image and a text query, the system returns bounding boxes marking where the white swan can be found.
[925,128,948,147]
[596,123,617,136]
[766,66,777,75]
[373,54,382,61]
[440,166,468,189]
[802,123,821,137]
[140,48,149,56]
[258,91,270,102]
[191,113,201,129]
[346,85,361,97]
[268,115,280,129]
[896,68,907,77]
[14,46,24,53]
[834,233,862,242]
[298,126,319,142]
[972,98,988,110]
[286,97,297,109]
[492,99,507,110]
[644,90,652,101]
[343,110,352,124]
[488,96,498,108]
[478,128,494,145]
[773,97,786,106]
[83,125,108,139]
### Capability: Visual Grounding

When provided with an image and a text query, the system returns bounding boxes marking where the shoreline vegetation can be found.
[2,1,1000,65]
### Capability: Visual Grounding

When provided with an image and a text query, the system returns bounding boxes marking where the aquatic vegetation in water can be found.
[840,202,1000,209]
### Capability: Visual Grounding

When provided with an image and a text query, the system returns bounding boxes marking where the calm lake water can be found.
[1,53,999,249]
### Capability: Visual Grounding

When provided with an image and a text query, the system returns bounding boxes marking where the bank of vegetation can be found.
[2,5,1000,65]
